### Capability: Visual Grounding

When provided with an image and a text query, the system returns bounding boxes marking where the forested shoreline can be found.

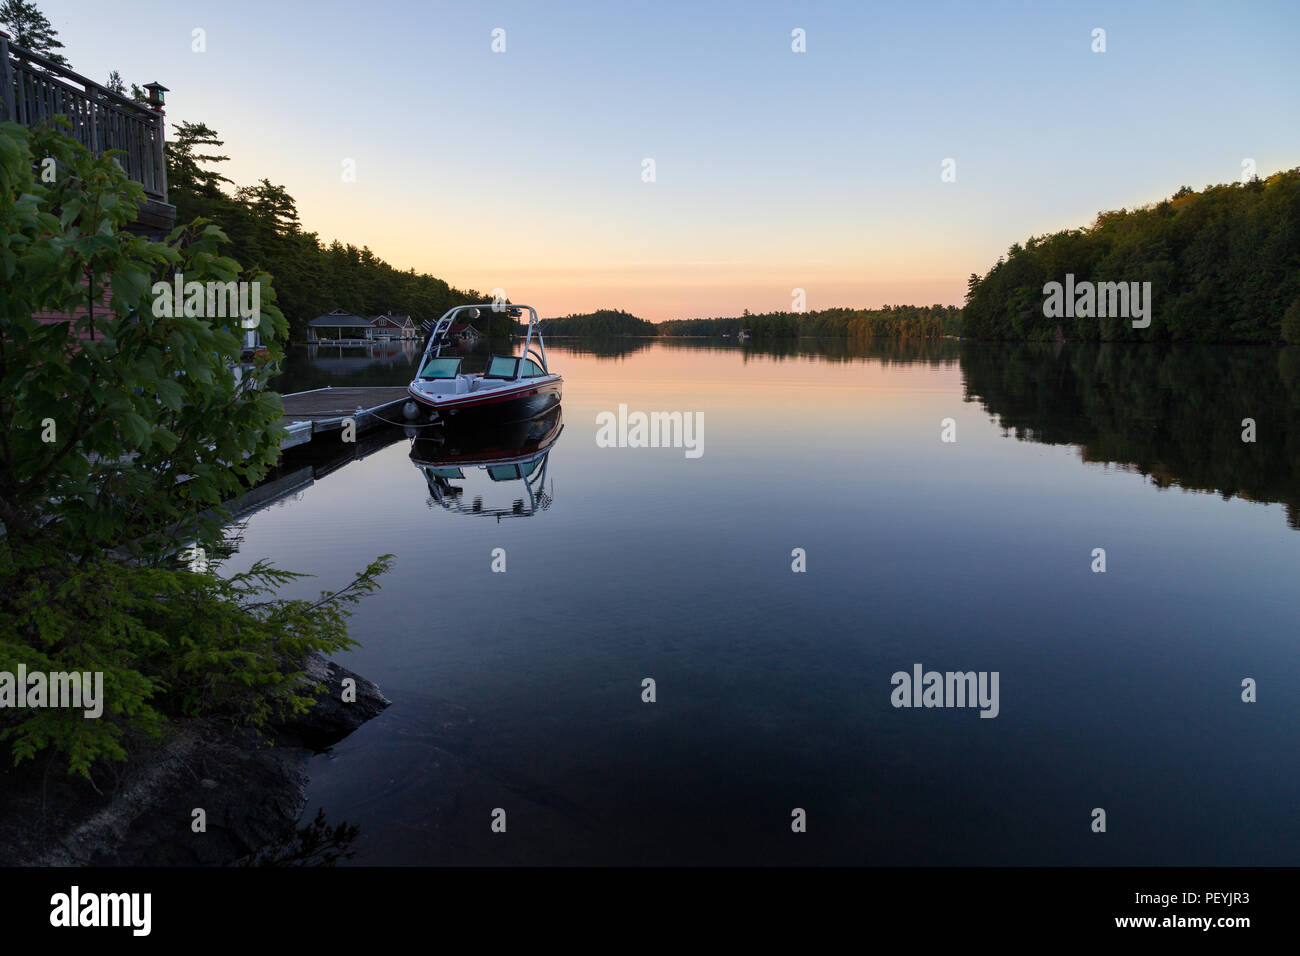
[145,65,1300,348]
[963,169,1300,343]
[536,309,657,336]
[173,139,1300,346]
[659,305,962,339]
[164,123,485,341]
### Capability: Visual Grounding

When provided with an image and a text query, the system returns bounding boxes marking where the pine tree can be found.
[0,0,68,65]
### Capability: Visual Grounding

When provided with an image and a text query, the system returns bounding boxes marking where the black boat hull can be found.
[408,378,562,425]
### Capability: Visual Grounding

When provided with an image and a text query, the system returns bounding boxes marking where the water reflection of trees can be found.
[273,337,964,386]
[583,336,962,366]
[962,343,1300,530]
[727,337,961,366]
[542,336,658,359]
[236,808,361,866]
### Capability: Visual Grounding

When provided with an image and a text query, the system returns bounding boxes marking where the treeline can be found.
[963,169,1300,343]
[501,335,962,365]
[658,305,963,339]
[165,123,483,339]
[538,308,657,336]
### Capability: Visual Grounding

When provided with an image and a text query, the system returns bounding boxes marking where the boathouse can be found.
[307,311,421,342]
[306,310,373,341]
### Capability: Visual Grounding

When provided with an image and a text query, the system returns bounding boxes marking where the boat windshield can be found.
[484,356,520,379]
[419,357,463,379]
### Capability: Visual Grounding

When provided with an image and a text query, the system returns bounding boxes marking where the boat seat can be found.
[425,378,470,395]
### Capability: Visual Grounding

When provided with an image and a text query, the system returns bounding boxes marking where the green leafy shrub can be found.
[0,120,390,776]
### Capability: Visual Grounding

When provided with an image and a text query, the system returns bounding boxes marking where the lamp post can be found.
[142,82,169,204]
[143,82,168,110]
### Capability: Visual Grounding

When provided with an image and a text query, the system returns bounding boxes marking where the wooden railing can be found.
[0,32,167,202]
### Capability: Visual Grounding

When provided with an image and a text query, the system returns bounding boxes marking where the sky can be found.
[36,0,1300,321]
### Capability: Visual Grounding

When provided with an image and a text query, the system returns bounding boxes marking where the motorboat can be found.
[406,304,562,424]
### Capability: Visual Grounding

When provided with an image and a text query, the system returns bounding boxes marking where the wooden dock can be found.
[279,386,411,449]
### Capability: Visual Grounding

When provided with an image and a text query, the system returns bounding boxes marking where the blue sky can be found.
[39,0,1300,319]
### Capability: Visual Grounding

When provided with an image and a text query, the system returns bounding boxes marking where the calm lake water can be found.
[226,338,1300,865]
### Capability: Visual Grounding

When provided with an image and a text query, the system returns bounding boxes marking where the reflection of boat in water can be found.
[407,304,562,424]
[409,408,563,519]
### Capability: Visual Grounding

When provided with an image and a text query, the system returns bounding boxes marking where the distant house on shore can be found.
[307,310,419,341]
[368,313,418,340]
[449,320,481,344]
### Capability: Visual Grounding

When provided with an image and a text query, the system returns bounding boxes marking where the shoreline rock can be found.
[0,653,388,867]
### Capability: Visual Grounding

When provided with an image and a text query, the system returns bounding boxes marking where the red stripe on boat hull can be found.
[408,377,563,422]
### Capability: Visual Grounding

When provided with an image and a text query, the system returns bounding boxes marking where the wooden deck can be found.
[278,386,411,449]
[1,34,173,230]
